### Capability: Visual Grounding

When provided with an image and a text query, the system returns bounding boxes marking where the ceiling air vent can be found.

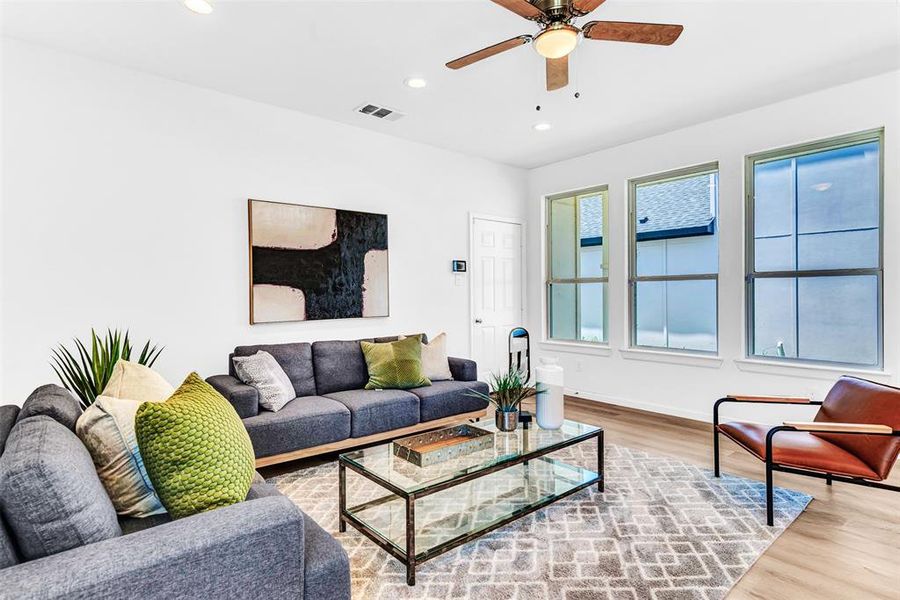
[355,103,405,122]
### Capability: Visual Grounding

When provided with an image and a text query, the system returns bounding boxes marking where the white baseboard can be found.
[564,387,711,424]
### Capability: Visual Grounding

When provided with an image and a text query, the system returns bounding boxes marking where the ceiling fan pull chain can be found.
[572,49,580,99]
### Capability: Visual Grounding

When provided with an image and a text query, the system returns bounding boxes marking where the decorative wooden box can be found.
[392,424,494,467]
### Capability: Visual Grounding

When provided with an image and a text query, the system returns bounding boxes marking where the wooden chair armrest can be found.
[714,395,820,427]
[783,421,895,434]
[726,394,812,404]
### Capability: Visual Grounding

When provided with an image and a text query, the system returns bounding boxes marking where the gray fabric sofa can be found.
[207,335,490,462]
[0,386,350,600]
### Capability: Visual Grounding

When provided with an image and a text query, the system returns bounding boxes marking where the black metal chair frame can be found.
[508,327,531,381]
[713,396,900,526]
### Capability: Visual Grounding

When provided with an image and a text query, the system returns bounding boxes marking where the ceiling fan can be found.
[446,0,684,92]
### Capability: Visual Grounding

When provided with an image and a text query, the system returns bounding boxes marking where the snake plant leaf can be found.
[464,367,539,413]
[50,328,165,408]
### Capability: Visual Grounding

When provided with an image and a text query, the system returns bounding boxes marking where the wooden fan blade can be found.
[583,21,684,45]
[546,56,569,91]
[446,35,532,70]
[571,0,607,16]
[490,0,546,21]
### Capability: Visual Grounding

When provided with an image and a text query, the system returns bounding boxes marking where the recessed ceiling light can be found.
[533,122,552,132]
[184,0,213,15]
[811,182,833,192]
[404,77,428,89]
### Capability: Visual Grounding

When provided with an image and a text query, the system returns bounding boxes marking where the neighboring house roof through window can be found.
[579,176,716,246]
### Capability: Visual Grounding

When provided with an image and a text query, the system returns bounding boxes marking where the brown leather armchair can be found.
[713,376,900,525]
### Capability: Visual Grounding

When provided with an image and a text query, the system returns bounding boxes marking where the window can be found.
[629,163,719,352]
[747,130,883,367]
[546,187,608,343]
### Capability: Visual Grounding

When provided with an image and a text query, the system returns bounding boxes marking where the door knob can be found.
[475,318,483,324]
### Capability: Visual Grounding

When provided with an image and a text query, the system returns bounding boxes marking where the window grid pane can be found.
[630,165,719,353]
[635,279,717,352]
[748,134,882,367]
[549,197,576,280]
[547,188,609,344]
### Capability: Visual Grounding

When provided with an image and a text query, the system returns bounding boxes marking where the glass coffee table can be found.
[338,419,603,585]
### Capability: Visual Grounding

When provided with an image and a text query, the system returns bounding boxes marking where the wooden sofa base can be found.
[255,409,489,468]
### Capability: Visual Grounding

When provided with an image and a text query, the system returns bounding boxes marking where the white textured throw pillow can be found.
[232,351,295,412]
[76,396,166,518]
[403,333,453,381]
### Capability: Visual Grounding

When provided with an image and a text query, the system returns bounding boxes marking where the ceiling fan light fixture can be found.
[534,24,580,59]
[184,0,213,14]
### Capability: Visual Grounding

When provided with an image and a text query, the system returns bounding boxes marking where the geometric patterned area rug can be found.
[270,442,811,600]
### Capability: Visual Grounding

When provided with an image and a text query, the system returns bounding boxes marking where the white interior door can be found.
[471,216,524,380]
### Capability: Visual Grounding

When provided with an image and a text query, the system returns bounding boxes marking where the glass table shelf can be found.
[341,419,601,495]
[347,456,597,558]
[338,419,603,585]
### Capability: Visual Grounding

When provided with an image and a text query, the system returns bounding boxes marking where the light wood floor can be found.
[262,397,900,599]
[529,396,900,600]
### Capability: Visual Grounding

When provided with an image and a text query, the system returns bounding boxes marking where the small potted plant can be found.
[467,368,539,432]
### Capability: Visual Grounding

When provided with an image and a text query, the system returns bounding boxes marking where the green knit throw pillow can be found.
[361,336,431,390]
[135,373,255,519]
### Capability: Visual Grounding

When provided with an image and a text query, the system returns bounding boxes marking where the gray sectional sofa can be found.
[207,335,490,465]
[0,386,350,600]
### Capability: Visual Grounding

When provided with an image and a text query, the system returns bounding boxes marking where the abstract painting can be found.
[248,199,389,323]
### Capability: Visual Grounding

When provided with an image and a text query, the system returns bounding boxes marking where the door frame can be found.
[468,212,528,373]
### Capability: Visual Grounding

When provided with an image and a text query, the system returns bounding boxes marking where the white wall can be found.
[0,39,528,404]
[526,70,900,425]
[4,37,898,426]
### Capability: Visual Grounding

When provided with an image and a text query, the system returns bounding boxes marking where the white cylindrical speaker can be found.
[535,358,565,430]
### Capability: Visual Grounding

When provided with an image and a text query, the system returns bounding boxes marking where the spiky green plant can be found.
[51,328,164,409]
[466,368,540,413]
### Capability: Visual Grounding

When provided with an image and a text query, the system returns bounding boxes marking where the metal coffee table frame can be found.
[338,424,603,586]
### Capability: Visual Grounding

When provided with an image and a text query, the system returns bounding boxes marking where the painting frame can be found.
[248,198,390,324]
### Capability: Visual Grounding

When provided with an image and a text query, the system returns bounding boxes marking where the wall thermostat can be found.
[452,260,467,273]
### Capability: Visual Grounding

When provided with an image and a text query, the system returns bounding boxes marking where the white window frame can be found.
[545,185,609,346]
[627,162,720,354]
[744,129,884,369]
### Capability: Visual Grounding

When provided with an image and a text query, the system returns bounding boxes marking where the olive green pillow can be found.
[361,336,431,390]
[135,373,255,519]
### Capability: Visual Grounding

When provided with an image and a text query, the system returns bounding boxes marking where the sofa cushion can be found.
[0,405,19,456]
[409,380,490,422]
[0,514,18,568]
[16,385,82,431]
[232,343,317,398]
[76,396,166,518]
[325,389,419,438]
[242,396,351,458]
[135,373,255,519]
[302,513,351,600]
[0,415,122,560]
[312,340,373,395]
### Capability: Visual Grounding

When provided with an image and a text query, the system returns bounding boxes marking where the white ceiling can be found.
[3,0,899,168]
